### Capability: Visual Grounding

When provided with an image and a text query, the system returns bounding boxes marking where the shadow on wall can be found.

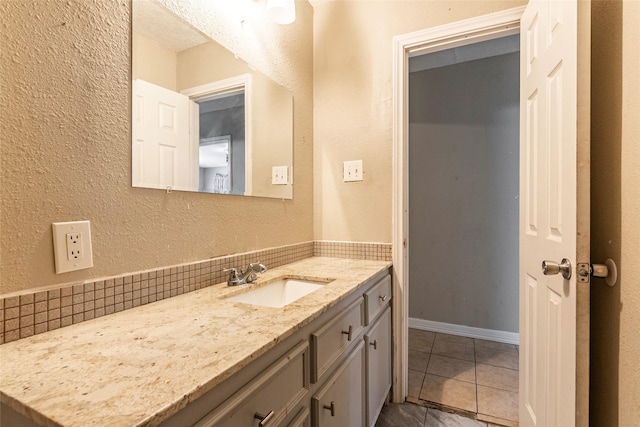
[590,0,623,425]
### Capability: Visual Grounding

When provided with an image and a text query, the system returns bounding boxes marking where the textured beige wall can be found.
[618,3,640,423]
[591,0,640,424]
[312,0,526,242]
[0,0,314,295]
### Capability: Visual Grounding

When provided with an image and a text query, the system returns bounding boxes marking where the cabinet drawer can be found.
[310,298,364,383]
[195,341,309,427]
[364,275,391,325]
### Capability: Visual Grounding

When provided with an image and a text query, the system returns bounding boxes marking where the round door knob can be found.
[542,258,572,280]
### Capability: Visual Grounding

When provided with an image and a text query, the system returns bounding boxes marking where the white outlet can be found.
[343,160,363,182]
[272,166,289,185]
[66,232,83,261]
[52,221,93,274]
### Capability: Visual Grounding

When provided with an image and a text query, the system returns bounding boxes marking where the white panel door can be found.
[519,1,590,426]
[132,79,195,191]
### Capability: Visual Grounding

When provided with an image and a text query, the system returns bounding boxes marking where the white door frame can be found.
[391,6,525,403]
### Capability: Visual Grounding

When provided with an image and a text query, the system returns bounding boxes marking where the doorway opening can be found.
[406,34,521,424]
[390,4,526,416]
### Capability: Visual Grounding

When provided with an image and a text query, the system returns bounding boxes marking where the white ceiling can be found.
[133,0,209,52]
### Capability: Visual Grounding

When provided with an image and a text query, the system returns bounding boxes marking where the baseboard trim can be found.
[408,317,519,345]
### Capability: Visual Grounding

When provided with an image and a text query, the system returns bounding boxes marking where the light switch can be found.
[343,160,363,182]
[272,166,289,185]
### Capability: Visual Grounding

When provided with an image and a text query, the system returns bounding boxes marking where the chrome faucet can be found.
[224,262,267,286]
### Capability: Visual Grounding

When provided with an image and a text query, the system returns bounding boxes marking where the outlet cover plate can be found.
[272,166,289,185]
[52,221,93,274]
[343,160,363,182]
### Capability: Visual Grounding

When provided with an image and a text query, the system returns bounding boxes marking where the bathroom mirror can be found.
[132,0,293,199]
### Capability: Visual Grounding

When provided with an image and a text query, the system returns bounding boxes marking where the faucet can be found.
[224,262,267,286]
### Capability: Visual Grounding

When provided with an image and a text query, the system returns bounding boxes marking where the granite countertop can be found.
[0,257,391,427]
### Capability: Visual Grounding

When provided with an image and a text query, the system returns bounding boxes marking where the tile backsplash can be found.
[0,240,391,345]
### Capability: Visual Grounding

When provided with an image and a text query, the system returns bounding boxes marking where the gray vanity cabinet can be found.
[160,269,392,427]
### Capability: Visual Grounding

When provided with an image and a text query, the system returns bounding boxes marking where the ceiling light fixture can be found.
[266,0,296,25]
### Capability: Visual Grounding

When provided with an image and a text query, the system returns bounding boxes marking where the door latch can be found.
[577,259,617,286]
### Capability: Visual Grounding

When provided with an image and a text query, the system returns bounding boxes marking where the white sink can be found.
[226,278,333,308]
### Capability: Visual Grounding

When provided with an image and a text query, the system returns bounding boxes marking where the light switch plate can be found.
[272,166,289,185]
[343,160,363,182]
[52,221,93,274]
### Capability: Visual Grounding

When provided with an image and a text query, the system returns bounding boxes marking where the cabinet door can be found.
[365,307,391,427]
[311,341,365,427]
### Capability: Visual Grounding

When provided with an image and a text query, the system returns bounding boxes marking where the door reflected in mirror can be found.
[132,0,293,199]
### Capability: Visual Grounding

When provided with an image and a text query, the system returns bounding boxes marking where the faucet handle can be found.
[249,262,268,273]
[223,267,239,278]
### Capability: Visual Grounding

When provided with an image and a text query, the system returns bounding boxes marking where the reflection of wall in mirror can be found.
[178,42,293,199]
[252,73,293,199]
[132,32,177,90]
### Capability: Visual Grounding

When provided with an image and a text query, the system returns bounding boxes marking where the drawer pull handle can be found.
[370,339,378,350]
[323,401,336,416]
[254,410,275,426]
[379,295,388,302]
[342,325,353,341]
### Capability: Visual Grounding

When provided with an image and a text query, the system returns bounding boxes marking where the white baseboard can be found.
[408,317,519,345]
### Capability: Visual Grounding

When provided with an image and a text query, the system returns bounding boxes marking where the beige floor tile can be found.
[479,413,519,427]
[408,369,426,398]
[474,339,518,353]
[477,385,518,422]
[409,349,430,372]
[432,338,475,362]
[475,346,519,370]
[476,363,518,392]
[427,354,476,383]
[409,328,436,352]
[435,333,475,346]
[420,374,477,413]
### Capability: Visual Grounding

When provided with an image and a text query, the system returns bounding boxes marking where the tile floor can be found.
[375,400,504,427]
[405,329,520,427]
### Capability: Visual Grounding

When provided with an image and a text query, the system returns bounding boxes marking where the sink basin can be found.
[226,278,333,308]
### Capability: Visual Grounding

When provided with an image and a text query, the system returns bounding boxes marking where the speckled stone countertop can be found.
[0,257,391,427]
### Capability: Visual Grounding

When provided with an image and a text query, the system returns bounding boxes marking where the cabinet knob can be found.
[342,325,353,341]
[254,410,275,426]
[323,401,336,417]
[370,339,378,350]
[379,295,388,302]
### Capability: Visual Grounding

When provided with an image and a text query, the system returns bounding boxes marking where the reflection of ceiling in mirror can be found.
[199,93,245,114]
[133,0,209,52]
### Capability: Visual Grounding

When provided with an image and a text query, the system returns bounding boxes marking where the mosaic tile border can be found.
[314,240,392,261]
[0,241,391,345]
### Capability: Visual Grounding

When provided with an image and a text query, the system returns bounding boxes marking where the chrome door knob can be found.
[542,258,572,280]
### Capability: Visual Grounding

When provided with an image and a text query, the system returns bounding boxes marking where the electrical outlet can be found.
[52,221,93,274]
[343,160,363,182]
[66,232,83,261]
